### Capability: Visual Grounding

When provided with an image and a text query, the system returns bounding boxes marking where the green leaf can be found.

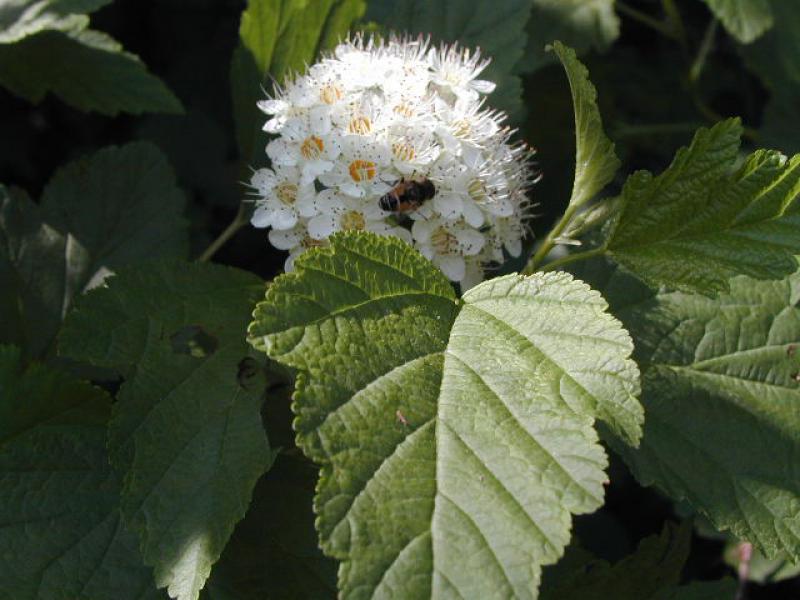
[597,263,800,561]
[203,454,336,600]
[231,0,365,167]
[604,118,800,294]
[60,261,276,600]
[700,0,773,44]
[365,0,532,120]
[0,344,163,600]
[0,0,111,43]
[522,0,619,74]
[248,231,642,598]
[0,27,183,115]
[540,522,691,600]
[550,41,620,210]
[738,1,800,155]
[0,143,187,360]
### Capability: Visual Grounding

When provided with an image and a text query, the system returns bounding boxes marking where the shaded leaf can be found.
[605,119,800,294]
[592,260,800,561]
[0,143,187,360]
[540,522,691,600]
[522,0,619,74]
[0,0,111,43]
[365,0,532,120]
[0,344,163,600]
[0,28,182,115]
[248,231,642,598]
[203,454,336,600]
[738,0,800,155]
[700,0,773,44]
[60,261,275,600]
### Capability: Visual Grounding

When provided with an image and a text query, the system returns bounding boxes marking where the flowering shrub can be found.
[1,1,800,600]
[250,36,534,286]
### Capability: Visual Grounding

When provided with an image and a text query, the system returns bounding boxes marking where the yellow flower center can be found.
[319,83,344,104]
[393,101,415,117]
[348,116,372,135]
[300,136,324,160]
[348,160,376,182]
[275,182,298,205]
[431,226,458,254]
[468,178,488,202]
[341,210,366,231]
[392,141,416,162]
[453,119,471,138]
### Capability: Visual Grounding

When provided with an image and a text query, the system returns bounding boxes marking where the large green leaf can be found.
[0,28,182,115]
[365,0,531,120]
[248,231,642,598]
[551,41,619,210]
[0,143,187,360]
[540,522,716,600]
[585,258,800,561]
[231,0,365,168]
[700,0,773,44]
[60,261,276,600]
[0,344,163,600]
[604,119,800,294]
[0,0,111,43]
[522,0,619,74]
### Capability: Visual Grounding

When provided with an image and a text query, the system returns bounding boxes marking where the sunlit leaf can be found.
[605,119,800,294]
[248,231,642,598]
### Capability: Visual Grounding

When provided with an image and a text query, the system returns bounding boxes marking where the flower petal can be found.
[308,214,338,239]
[433,192,463,220]
[435,254,466,282]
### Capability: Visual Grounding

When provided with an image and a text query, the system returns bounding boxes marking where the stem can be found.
[617,2,677,40]
[197,202,249,262]
[661,0,689,51]
[540,245,608,273]
[689,18,718,83]
[522,204,579,274]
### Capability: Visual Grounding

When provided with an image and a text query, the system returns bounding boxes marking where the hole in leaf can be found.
[170,325,218,358]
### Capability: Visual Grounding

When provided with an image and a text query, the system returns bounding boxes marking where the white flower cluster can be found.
[249,35,535,287]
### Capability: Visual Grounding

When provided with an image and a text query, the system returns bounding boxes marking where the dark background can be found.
[0,1,793,597]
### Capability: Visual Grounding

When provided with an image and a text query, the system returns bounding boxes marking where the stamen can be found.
[348,160,377,182]
[392,141,416,162]
[348,116,372,135]
[300,136,325,160]
[275,183,298,205]
[341,210,366,231]
[431,226,458,254]
[319,83,344,104]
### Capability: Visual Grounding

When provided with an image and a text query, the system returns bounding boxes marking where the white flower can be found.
[412,217,485,282]
[318,137,394,198]
[307,191,394,239]
[266,118,341,185]
[250,35,535,284]
[249,166,316,230]
[429,45,496,101]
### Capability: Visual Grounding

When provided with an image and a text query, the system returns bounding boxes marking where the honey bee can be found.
[378,176,436,213]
